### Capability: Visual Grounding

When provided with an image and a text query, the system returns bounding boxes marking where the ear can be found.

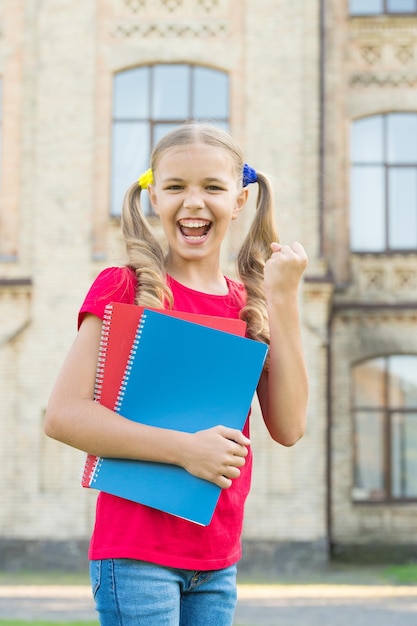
[232,188,249,220]
[148,185,159,215]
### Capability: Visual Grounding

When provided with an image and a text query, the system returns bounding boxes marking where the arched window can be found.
[110,64,229,216]
[350,0,417,15]
[350,113,417,252]
[352,355,417,501]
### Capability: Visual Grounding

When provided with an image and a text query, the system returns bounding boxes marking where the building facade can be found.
[0,0,416,571]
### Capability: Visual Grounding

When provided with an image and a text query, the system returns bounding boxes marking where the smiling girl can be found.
[45,122,308,626]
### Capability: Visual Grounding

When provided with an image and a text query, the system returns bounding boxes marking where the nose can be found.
[183,188,204,210]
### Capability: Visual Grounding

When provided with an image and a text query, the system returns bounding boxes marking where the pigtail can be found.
[237,172,278,345]
[121,182,173,309]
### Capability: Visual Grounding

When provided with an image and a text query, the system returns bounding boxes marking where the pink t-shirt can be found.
[79,266,253,570]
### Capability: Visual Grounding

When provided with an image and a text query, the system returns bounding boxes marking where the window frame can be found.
[350,113,417,254]
[350,0,417,15]
[352,354,417,504]
[110,63,230,217]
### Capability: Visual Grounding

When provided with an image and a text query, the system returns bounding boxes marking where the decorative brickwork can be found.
[111,20,229,38]
[349,16,417,88]
[111,0,230,38]
[115,0,228,16]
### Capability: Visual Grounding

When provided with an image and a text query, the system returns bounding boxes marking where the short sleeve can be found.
[78,266,137,329]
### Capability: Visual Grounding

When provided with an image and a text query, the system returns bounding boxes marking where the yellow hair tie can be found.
[138,168,154,189]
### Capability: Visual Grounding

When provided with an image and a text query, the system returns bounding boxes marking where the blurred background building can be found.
[0,0,416,571]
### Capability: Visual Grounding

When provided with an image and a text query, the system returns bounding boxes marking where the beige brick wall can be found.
[325,0,417,550]
[0,0,327,551]
[331,311,417,545]
[1,0,416,562]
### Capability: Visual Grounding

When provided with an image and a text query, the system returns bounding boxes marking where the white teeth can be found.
[179,220,210,228]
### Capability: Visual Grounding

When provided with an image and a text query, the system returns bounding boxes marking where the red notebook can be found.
[81,302,247,487]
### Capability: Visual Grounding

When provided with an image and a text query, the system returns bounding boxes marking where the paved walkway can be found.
[0,583,416,625]
[235,584,417,625]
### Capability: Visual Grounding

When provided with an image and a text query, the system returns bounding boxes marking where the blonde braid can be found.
[121,182,173,309]
[237,172,278,345]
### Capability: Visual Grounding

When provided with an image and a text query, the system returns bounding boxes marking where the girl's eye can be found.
[166,185,183,191]
[206,185,222,191]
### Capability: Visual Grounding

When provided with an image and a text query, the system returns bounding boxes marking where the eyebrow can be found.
[204,177,227,184]
[161,176,228,184]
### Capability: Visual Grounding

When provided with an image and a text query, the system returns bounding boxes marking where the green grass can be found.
[1,562,417,586]
[382,563,417,584]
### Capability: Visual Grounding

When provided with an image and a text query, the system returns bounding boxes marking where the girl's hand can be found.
[264,241,308,300]
[257,240,309,446]
[181,426,251,489]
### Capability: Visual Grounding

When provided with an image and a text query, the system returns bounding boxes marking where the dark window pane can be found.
[387,0,417,11]
[388,168,417,249]
[353,358,386,407]
[111,122,149,215]
[387,114,417,164]
[353,410,386,500]
[113,67,150,119]
[351,116,383,163]
[391,412,417,497]
[353,356,417,502]
[193,67,229,119]
[389,356,417,408]
[153,122,182,144]
[153,65,189,120]
[111,65,229,216]
[350,0,383,14]
[350,166,385,251]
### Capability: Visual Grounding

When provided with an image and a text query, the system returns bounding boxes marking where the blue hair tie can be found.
[242,163,258,187]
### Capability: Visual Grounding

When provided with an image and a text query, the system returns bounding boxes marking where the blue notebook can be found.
[88,309,268,525]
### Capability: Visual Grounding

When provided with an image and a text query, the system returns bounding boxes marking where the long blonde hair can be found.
[121,122,278,345]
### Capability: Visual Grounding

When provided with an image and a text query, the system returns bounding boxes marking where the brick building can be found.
[0,0,416,571]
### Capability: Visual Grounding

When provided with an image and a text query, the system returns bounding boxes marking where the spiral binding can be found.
[81,454,101,487]
[89,457,104,484]
[81,303,114,488]
[81,309,148,488]
[93,303,114,402]
[114,313,147,414]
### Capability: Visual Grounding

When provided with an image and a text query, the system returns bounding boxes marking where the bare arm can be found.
[44,314,250,488]
[257,242,309,446]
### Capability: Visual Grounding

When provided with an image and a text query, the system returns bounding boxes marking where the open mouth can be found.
[178,219,212,240]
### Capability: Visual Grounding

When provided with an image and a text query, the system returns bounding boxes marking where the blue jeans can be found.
[90,559,237,625]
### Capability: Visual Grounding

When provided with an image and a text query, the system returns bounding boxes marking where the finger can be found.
[231,454,246,468]
[220,426,251,446]
[279,244,292,255]
[291,241,305,252]
[223,465,241,480]
[231,442,249,458]
[271,241,306,255]
[270,242,293,258]
[218,475,233,489]
[291,241,305,254]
